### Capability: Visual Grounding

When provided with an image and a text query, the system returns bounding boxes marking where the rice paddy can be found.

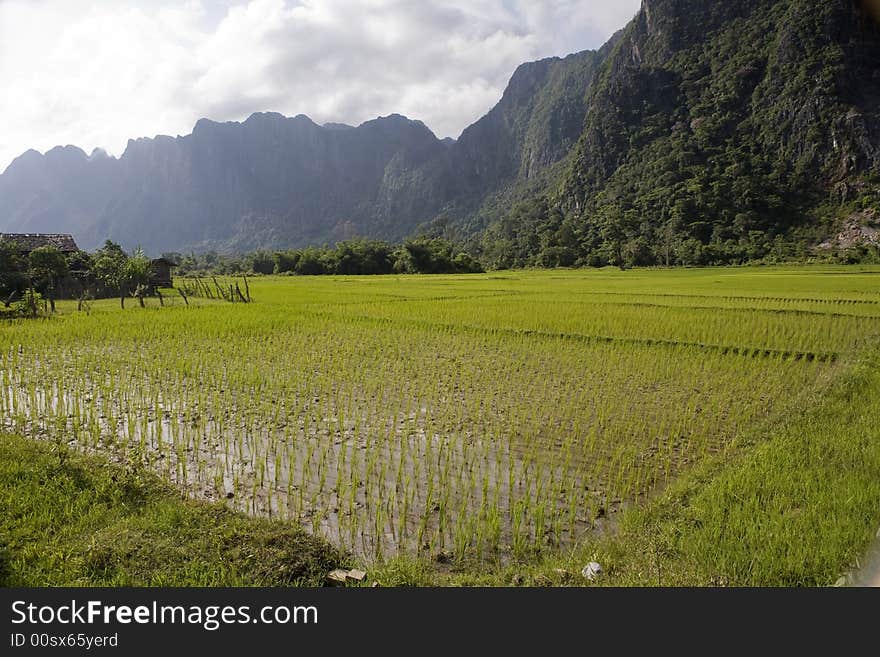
[3,266,879,570]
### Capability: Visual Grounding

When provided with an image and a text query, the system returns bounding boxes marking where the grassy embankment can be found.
[0,434,345,586]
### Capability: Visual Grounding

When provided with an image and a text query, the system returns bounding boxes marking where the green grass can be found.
[0,433,344,586]
[611,346,880,586]
[2,265,879,586]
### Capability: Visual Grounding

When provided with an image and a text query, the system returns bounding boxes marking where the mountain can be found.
[0,31,616,253]
[0,146,118,239]
[430,37,621,238]
[1,113,456,253]
[2,0,879,261]
[484,0,880,267]
[450,42,616,200]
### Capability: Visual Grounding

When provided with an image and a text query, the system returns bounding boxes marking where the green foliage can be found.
[0,290,46,319]
[91,240,129,293]
[26,246,69,311]
[481,197,571,269]
[65,249,94,288]
[248,251,276,275]
[294,247,330,276]
[0,239,26,298]
[393,237,482,274]
[837,243,880,264]
[173,239,482,277]
[274,250,300,274]
[28,246,69,291]
[123,248,152,288]
[123,248,153,306]
[335,239,395,275]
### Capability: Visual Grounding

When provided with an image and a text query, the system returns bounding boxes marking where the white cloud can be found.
[0,0,641,172]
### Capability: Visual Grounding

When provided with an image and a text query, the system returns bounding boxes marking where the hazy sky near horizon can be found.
[0,0,641,172]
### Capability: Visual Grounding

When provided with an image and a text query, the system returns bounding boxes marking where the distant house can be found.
[150,258,176,288]
[0,233,80,256]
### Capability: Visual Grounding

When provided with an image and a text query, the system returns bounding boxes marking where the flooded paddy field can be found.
[3,267,880,573]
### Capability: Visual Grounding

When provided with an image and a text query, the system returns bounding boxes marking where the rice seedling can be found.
[1,266,877,566]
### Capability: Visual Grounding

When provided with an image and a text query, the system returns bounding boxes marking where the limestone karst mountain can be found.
[1,0,878,261]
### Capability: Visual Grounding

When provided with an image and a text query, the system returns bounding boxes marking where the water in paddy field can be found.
[850,531,880,587]
[1,379,608,562]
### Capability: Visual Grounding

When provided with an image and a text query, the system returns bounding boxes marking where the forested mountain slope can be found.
[482,0,880,267]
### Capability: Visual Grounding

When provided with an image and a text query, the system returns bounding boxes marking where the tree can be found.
[0,239,26,302]
[394,238,458,274]
[65,250,94,297]
[28,246,69,312]
[90,241,153,308]
[334,239,394,275]
[274,251,300,274]
[124,248,153,308]
[294,248,327,276]
[92,240,129,308]
[452,252,483,273]
[596,204,638,270]
[249,252,275,275]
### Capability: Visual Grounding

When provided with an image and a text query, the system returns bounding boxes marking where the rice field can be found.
[3,266,879,565]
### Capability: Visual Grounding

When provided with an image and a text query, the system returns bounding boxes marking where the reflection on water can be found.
[851,531,880,587]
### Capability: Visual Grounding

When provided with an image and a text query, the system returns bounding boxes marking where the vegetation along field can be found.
[3,266,880,586]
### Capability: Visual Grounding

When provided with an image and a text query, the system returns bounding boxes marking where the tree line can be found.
[0,236,485,318]
[165,237,484,277]
[0,240,156,317]
[478,194,880,271]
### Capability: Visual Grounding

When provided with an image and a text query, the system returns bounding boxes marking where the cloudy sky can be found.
[0,0,640,172]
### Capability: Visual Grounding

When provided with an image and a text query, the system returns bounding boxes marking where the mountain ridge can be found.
[2,0,879,262]
[0,38,612,254]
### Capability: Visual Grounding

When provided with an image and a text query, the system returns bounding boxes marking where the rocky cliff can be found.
[2,0,878,261]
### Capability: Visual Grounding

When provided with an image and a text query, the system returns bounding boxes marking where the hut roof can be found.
[0,233,80,253]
